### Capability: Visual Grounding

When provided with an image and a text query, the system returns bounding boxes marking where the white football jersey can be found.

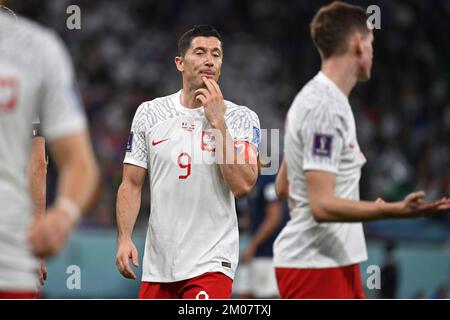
[273,72,368,269]
[0,13,87,290]
[124,90,261,282]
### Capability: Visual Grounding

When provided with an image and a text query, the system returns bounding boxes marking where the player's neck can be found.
[321,58,358,97]
[180,84,202,109]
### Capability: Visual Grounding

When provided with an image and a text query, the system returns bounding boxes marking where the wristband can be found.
[56,197,81,223]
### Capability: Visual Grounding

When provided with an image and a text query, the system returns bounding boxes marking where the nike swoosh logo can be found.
[152,138,169,146]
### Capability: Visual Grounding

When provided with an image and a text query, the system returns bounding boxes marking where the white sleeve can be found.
[226,107,261,150]
[39,32,87,142]
[301,107,344,174]
[123,103,148,169]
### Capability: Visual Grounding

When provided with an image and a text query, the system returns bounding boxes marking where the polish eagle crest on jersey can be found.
[201,130,216,152]
[0,77,18,112]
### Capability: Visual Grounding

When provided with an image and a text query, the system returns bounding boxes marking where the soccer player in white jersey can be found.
[115,25,261,299]
[0,8,99,298]
[273,1,450,299]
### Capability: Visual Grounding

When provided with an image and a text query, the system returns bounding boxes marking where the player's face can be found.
[177,36,223,89]
[357,31,374,81]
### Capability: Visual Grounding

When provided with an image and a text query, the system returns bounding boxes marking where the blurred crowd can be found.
[9,0,450,233]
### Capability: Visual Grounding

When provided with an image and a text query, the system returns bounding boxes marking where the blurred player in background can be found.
[274,1,450,299]
[234,173,287,299]
[115,25,260,299]
[0,7,99,298]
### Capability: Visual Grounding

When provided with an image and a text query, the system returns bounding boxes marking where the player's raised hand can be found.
[396,191,450,218]
[115,238,139,280]
[195,77,226,128]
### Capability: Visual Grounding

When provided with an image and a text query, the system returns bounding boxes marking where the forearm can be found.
[275,159,288,199]
[248,204,282,249]
[306,170,450,223]
[312,195,401,222]
[30,164,46,216]
[116,182,142,241]
[49,133,100,216]
[54,153,99,214]
[29,137,47,216]
[215,121,257,198]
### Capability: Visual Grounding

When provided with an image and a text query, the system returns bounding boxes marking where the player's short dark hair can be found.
[310,1,370,59]
[178,25,223,57]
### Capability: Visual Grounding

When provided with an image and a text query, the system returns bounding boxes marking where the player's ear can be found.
[353,32,364,56]
[175,56,184,72]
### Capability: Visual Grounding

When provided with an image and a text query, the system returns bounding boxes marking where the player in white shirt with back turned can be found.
[115,25,260,299]
[0,8,99,298]
[274,1,450,299]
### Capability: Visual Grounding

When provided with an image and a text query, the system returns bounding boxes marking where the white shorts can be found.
[234,257,279,298]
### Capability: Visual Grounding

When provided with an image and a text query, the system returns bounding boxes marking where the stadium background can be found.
[6,0,450,298]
